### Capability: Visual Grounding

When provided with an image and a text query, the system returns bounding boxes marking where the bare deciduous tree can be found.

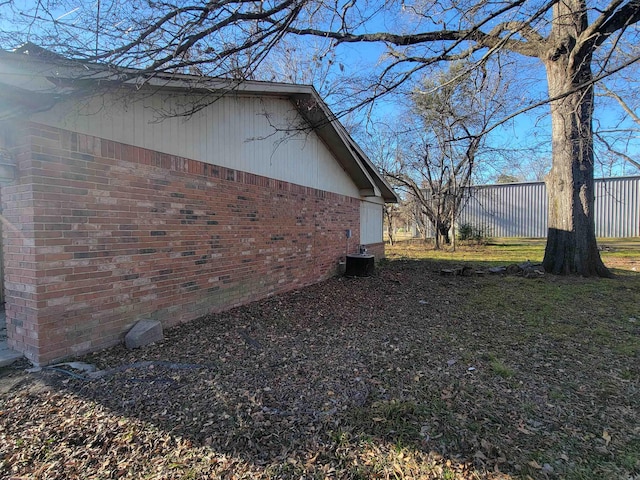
[379,61,510,249]
[383,203,399,246]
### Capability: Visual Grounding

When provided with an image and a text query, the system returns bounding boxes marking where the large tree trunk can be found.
[542,0,611,277]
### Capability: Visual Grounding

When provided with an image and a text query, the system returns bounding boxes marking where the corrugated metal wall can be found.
[457,176,640,238]
[594,177,640,237]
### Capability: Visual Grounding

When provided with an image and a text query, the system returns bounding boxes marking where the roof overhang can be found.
[0,45,398,202]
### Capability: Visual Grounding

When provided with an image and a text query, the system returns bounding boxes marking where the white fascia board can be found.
[290,87,396,202]
[140,75,312,96]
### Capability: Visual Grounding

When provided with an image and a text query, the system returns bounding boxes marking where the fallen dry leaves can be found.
[1,255,638,479]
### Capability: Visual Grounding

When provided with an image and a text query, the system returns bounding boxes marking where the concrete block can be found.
[125,319,163,349]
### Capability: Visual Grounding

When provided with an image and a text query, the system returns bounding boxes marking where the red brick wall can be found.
[2,122,367,365]
[1,124,40,361]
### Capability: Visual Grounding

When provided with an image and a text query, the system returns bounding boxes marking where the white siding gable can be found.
[33,91,361,198]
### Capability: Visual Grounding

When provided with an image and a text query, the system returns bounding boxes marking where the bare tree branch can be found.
[595,131,640,169]
[599,83,640,124]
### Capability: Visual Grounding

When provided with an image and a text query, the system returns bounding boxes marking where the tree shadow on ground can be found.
[2,258,638,478]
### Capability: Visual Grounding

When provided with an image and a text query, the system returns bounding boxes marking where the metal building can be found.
[457,176,640,238]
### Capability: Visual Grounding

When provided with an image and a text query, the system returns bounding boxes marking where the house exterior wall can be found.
[360,199,384,245]
[33,92,362,199]
[2,122,370,365]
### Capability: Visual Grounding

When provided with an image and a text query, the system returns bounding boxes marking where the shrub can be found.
[457,223,492,244]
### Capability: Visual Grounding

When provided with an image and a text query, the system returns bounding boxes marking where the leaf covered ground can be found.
[1,242,639,479]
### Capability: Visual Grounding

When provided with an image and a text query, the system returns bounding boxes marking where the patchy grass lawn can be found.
[1,240,639,479]
[389,237,640,271]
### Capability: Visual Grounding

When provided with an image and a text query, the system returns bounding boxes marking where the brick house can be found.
[0,45,396,365]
